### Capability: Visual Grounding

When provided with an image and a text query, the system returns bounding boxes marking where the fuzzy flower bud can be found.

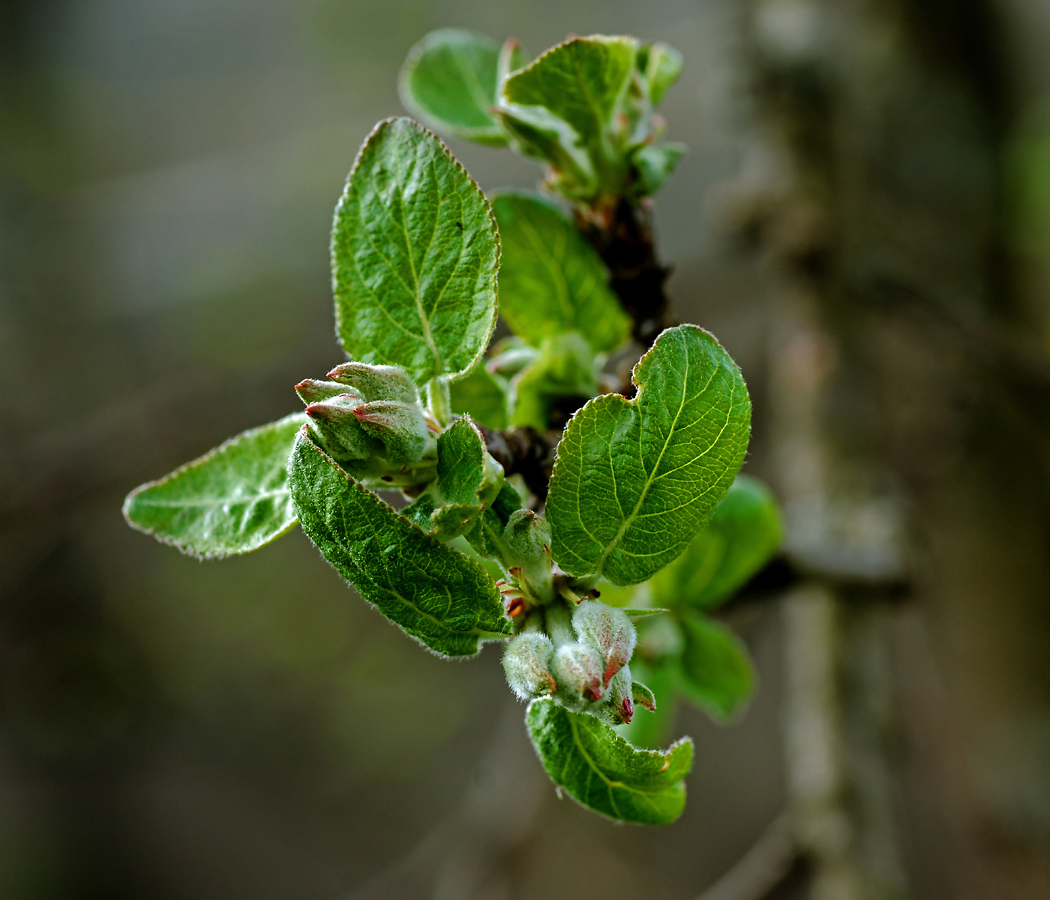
[295,379,355,405]
[502,510,554,603]
[573,601,637,689]
[326,362,419,404]
[352,399,429,464]
[502,633,556,701]
[552,642,604,709]
[303,393,382,462]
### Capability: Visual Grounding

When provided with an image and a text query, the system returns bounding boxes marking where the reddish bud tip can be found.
[505,598,525,619]
[621,697,634,724]
[381,476,393,483]
[508,566,522,578]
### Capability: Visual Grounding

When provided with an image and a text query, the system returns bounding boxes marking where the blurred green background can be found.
[2,1,1049,898]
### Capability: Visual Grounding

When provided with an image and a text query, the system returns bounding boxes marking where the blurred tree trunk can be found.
[736,0,1050,897]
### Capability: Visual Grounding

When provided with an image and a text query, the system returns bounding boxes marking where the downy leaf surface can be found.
[399,29,508,146]
[526,697,692,824]
[332,117,499,384]
[651,474,783,611]
[123,413,305,558]
[490,192,630,352]
[677,612,755,721]
[547,325,751,585]
[288,428,511,657]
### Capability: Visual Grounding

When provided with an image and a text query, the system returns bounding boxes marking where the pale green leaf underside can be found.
[331,117,499,384]
[677,612,755,721]
[491,192,630,352]
[526,697,692,825]
[547,325,751,586]
[123,413,305,559]
[502,36,636,156]
[288,428,511,657]
[399,29,507,146]
[652,474,783,611]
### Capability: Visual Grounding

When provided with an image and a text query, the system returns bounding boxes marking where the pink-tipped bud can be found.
[552,643,603,709]
[326,362,418,404]
[502,633,556,701]
[350,400,429,464]
[573,601,637,688]
[295,379,352,405]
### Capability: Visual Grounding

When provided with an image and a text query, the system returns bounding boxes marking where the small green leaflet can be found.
[547,325,751,585]
[331,117,499,384]
[490,192,630,352]
[288,428,511,657]
[123,413,305,559]
[526,697,692,825]
[638,42,683,106]
[403,417,498,540]
[399,29,508,146]
[677,612,755,721]
[651,475,783,611]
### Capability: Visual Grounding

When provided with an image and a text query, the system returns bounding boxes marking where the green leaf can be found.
[399,29,508,146]
[639,42,683,106]
[288,427,511,657]
[449,363,508,429]
[632,142,686,196]
[525,697,692,825]
[490,192,630,352]
[404,416,501,540]
[510,332,598,431]
[502,36,636,174]
[123,413,305,559]
[547,324,751,585]
[651,475,783,611]
[616,658,678,751]
[331,117,500,384]
[677,612,755,721]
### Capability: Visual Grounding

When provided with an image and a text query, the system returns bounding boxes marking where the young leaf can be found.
[332,117,499,384]
[547,324,751,585]
[399,29,508,146]
[651,475,783,611]
[123,413,305,559]
[639,42,684,106]
[288,428,511,657]
[617,658,678,751]
[491,192,630,352]
[449,363,508,429]
[677,612,756,721]
[525,697,692,825]
[501,36,636,173]
[403,416,501,540]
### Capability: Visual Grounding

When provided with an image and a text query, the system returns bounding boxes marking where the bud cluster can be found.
[502,599,643,725]
[295,362,436,480]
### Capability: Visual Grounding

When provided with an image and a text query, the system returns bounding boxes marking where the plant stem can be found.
[427,377,452,428]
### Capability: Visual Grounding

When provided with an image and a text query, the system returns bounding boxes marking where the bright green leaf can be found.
[491,192,630,351]
[502,36,636,168]
[449,363,508,429]
[547,324,751,585]
[651,475,783,611]
[123,413,305,559]
[677,612,755,721]
[331,117,499,384]
[288,428,511,657]
[632,142,686,196]
[526,697,692,825]
[640,42,683,106]
[399,29,508,146]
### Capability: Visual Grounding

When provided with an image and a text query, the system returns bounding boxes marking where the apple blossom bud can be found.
[573,601,636,688]
[326,362,419,404]
[295,379,353,405]
[352,400,429,464]
[502,633,556,701]
[303,394,382,462]
[552,642,604,709]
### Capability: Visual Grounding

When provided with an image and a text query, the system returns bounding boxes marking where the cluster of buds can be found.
[502,600,649,725]
[295,362,435,477]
